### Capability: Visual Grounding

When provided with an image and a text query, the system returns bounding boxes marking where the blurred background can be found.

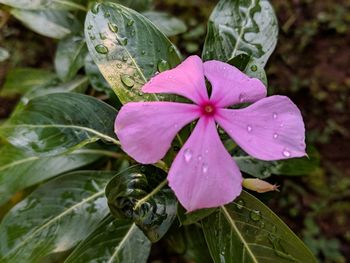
[0,0,349,262]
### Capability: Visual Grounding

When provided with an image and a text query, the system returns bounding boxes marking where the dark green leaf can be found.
[106,165,177,242]
[202,191,317,263]
[0,93,118,156]
[0,0,86,11]
[0,68,58,97]
[202,0,278,67]
[10,9,80,39]
[64,215,151,263]
[178,205,216,226]
[84,2,181,103]
[0,170,116,263]
[142,11,187,37]
[0,144,108,205]
[55,35,88,81]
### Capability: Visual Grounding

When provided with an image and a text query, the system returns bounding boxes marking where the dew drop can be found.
[282,149,291,157]
[247,125,252,132]
[202,163,208,173]
[108,22,118,33]
[183,149,193,162]
[197,155,203,161]
[87,25,93,30]
[117,37,128,46]
[250,64,258,72]
[273,133,278,139]
[95,44,108,54]
[116,63,122,69]
[250,210,262,221]
[141,50,146,55]
[127,19,134,26]
[168,45,175,53]
[90,35,96,40]
[91,2,100,14]
[99,33,107,40]
[122,55,128,62]
[120,74,135,88]
[273,112,278,119]
[157,59,170,72]
[239,93,245,103]
[235,199,245,210]
[104,12,110,18]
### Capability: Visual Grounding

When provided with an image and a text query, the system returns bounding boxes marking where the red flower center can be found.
[201,102,216,117]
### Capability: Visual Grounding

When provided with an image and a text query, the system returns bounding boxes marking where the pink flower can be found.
[115,56,306,212]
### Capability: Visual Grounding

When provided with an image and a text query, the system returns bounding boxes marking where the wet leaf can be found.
[106,165,177,242]
[202,191,317,263]
[0,0,86,10]
[84,2,181,103]
[202,0,278,67]
[0,170,116,263]
[0,93,118,156]
[64,215,151,263]
[111,0,153,12]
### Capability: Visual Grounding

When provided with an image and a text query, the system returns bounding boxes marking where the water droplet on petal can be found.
[157,59,170,72]
[273,112,278,119]
[120,74,134,88]
[108,22,118,33]
[250,64,257,72]
[282,149,291,157]
[197,155,203,161]
[95,44,108,54]
[273,133,278,139]
[247,125,252,132]
[250,210,262,221]
[239,93,245,103]
[184,149,192,162]
[202,163,208,173]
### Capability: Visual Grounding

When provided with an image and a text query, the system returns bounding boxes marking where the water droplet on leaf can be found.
[95,44,108,54]
[157,59,170,72]
[250,210,262,221]
[250,64,258,71]
[120,74,134,88]
[118,37,128,46]
[91,3,100,14]
[235,199,245,210]
[127,19,134,26]
[108,22,118,33]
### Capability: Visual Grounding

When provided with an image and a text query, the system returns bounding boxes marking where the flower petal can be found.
[115,102,200,164]
[142,55,208,104]
[168,117,242,212]
[204,60,266,107]
[215,96,306,161]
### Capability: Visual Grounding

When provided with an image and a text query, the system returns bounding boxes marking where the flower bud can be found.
[242,178,280,193]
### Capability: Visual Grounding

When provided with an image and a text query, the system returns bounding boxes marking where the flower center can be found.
[201,102,216,117]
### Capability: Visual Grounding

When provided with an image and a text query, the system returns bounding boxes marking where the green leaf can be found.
[142,11,187,37]
[0,93,118,156]
[84,2,181,103]
[202,191,317,263]
[0,68,58,97]
[10,9,80,39]
[178,205,215,226]
[234,148,319,178]
[0,0,86,11]
[202,0,278,67]
[55,35,88,81]
[84,54,112,95]
[64,215,151,263]
[0,144,106,205]
[0,170,116,263]
[106,165,177,242]
[111,0,153,12]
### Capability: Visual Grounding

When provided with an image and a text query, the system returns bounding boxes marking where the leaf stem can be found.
[133,179,168,210]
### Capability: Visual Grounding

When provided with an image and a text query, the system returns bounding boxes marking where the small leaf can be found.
[106,165,177,242]
[0,170,116,263]
[64,215,151,263]
[10,9,80,39]
[84,2,181,103]
[0,93,118,156]
[142,11,187,37]
[202,0,278,67]
[0,0,86,11]
[202,191,317,263]
[0,144,107,205]
[55,35,88,81]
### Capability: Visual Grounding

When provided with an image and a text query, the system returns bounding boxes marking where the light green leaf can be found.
[111,0,152,12]
[142,11,187,37]
[84,2,181,103]
[202,0,278,67]
[0,93,118,156]
[0,0,86,11]
[55,35,88,81]
[0,144,106,205]
[0,170,116,263]
[64,215,151,263]
[11,9,80,39]
[202,191,317,263]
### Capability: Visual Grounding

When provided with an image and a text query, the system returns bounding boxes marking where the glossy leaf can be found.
[0,93,118,156]
[0,144,106,205]
[178,205,215,226]
[10,9,80,39]
[0,170,116,263]
[0,68,58,97]
[111,0,152,12]
[55,35,88,81]
[142,11,187,37]
[64,215,151,263]
[0,0,86,10]
[84,2,181,103]
[106,165,177,242]
[202,191,317,263]
[202,0,278,67]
